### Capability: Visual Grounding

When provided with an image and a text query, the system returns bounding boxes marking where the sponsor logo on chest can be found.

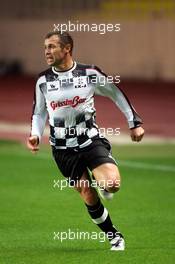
[50,96,86,110]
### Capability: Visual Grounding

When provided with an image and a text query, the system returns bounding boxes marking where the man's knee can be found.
[105,175,121,193]
[102,167,121,193]
[92,163,121,193]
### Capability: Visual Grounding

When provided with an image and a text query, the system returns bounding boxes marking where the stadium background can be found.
[0,1,175,264]
[0,0,175,141]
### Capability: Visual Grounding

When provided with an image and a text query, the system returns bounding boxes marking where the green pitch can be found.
[0,140,175,264]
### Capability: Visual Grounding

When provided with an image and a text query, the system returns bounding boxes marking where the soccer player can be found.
[27,31,144,251]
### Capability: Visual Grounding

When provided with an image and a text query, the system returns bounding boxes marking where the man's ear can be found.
[64,44,71,54]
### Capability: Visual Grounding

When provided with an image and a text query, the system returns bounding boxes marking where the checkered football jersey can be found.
[31,61,142,149]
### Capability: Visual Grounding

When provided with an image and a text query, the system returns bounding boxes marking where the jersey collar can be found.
[52,61,76,74]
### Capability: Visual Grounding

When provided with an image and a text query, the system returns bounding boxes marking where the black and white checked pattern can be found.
[31,61,142,149]
[50,113,99,149]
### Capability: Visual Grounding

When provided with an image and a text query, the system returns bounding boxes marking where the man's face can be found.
[44,35,68,67]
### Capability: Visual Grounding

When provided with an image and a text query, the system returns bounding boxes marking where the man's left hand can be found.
[130,126,144,142]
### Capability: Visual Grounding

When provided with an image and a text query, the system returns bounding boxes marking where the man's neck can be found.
[54,59,74,72]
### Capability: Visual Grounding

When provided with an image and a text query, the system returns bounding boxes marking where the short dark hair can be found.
[45,31,73,55]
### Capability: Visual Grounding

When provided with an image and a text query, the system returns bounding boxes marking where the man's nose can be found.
[45,50,50,56]
[45,48,50,54]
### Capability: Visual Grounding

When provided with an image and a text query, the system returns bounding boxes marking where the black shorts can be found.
[52,137,117,182]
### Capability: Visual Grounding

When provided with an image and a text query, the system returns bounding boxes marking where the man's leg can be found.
[74,170,124,250]
[92,163,121,193]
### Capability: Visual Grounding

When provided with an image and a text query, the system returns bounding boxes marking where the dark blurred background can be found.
[0,0,175,142]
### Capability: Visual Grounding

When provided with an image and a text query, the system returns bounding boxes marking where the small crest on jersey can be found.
[48,82,60,92]
[74,77,87,89]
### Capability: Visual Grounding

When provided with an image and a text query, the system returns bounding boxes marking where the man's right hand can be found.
[27,136,39,153]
